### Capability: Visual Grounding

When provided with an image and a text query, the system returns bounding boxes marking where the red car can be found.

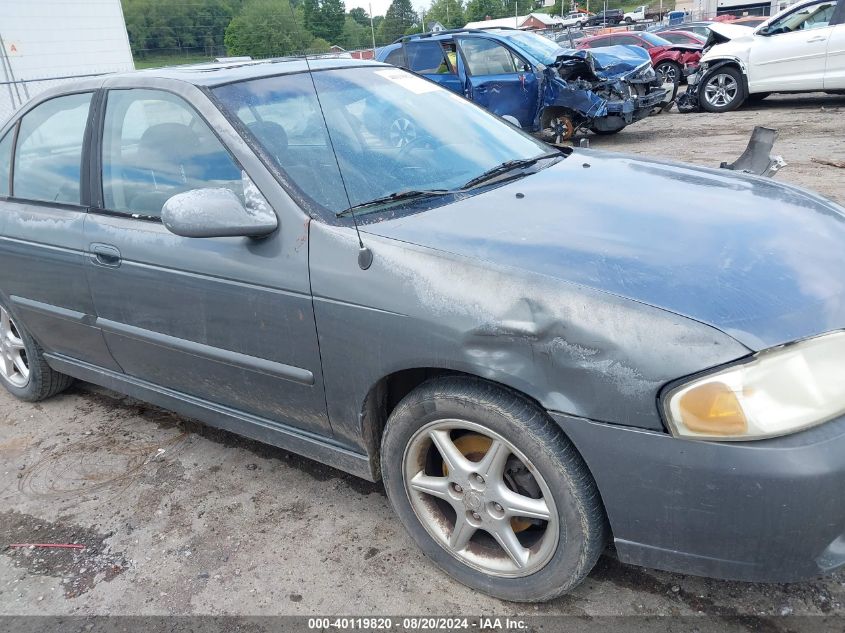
[576,31,702,85]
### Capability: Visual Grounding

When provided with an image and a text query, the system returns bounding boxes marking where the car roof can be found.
[581,31,641,39]
[114,56,382,87]
[394,27,527,45]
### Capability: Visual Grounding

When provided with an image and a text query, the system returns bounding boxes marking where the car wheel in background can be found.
[0,302,73,402]
[655,61,682,87]
[381,376,607,602]
[700,67,746,113]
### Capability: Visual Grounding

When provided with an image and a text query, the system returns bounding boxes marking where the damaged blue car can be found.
[376,28,668,142]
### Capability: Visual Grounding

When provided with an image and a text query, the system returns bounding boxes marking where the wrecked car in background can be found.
[577,31,703,86]
[678,0,845,112]
[376,28,668,142]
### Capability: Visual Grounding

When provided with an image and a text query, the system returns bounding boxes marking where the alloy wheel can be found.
[656,63,678,85]
[0,306,30,388]
[703,73,739,108]
[403,419,559,578]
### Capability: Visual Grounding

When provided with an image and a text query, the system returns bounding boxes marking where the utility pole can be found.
[369,2,376,51]
[515,0,518,27]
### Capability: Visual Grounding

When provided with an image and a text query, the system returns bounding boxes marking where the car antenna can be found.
[301,53,374,271]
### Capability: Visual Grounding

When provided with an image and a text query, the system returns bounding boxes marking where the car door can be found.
[748,0,838,91]
[456,37,540,130]
[404,40,463,94]
[0,91,121,372]
[824,2,845,88]
[83,83,332,437]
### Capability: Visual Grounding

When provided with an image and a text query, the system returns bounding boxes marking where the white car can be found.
[560,11,590,28]
[696,0,845,112]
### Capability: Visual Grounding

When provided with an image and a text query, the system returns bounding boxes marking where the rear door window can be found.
[13,93,92,204]
[384,47,405,67]
[406,41,451,74]
[614,35,645,46]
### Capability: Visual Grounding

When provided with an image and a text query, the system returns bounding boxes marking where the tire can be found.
[381,376,607,602]
[0,301,73,402]
[700,66,746,113]
[655,61,682,87]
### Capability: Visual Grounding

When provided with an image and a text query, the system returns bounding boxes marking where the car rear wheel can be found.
[0,303,73,401]
[381,376,607,602]
[700,67,746,113]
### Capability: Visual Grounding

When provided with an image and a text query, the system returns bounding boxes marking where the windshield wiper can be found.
[337,189,456,216]
[461,152,562,190]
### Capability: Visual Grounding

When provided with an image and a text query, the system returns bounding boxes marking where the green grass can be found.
[133,52,214,70]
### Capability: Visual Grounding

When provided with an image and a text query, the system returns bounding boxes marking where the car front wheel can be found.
[700,67,746,113]
[655,61,682,86]
[0,302,73,401]
[381,376,607,602]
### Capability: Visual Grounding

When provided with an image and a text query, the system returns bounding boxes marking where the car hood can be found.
[558,45,651,79]
[708,22,757,41]
[362,150,845,351]
[703,23,756,60]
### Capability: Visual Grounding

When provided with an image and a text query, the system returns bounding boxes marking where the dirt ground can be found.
[586,92,845,206]
[2,94,845,623]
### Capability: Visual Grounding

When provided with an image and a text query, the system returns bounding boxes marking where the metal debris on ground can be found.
[720,126,787,178]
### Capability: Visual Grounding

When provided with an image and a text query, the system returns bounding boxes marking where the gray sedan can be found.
[1,58,845,602]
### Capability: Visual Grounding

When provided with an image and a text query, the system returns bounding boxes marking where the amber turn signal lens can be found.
[678,381,748,436]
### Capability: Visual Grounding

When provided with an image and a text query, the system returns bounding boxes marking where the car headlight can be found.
[663,330,845,441]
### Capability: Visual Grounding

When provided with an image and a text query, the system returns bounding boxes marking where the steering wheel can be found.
[397,134,442,161]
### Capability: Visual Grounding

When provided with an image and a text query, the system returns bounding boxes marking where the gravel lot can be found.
[2,94,845,623]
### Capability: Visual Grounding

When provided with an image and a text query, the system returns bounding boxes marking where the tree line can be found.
[122,0,554,60]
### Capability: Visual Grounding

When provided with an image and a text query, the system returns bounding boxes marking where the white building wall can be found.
[0,0,134,122]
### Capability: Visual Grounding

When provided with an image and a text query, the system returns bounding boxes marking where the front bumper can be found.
[604,86,667,123]
[551,411,845,582]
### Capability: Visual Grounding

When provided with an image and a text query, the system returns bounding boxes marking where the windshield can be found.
[214,66,552,215]
[639,32,673,46]
[503,31,565,64]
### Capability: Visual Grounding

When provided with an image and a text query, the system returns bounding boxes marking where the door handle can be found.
[475,85,487,94]
[89,243,122,268]
[807,36,827,42]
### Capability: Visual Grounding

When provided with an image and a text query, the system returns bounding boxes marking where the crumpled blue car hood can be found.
[556,45,651,79]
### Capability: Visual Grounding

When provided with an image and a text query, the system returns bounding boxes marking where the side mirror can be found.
[162,187,278,238]
[757,26,773,36]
